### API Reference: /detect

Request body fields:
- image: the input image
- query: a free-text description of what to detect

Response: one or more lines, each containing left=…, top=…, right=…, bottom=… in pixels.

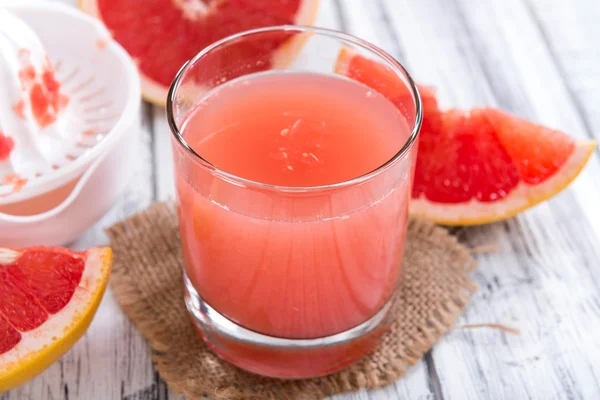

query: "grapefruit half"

left=78, top=0, right=319, bottom=105
left=0, top=246, right=112, bottom=391
left=335, top=48, right=596, bottom=225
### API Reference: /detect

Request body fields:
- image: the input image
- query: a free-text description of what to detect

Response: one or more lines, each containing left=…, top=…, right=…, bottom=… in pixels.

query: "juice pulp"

left=176, top=72, right=413, bottom=339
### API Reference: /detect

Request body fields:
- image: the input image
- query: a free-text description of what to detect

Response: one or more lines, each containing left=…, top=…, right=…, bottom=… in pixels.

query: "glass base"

left=183, top=272, right=397, bottom=378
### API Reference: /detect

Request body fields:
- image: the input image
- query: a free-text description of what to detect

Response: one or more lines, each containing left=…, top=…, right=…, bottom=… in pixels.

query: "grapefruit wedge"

left=335, top=48, right=596, bottom=225
left=79, top=0, right=319, bottom=105
left=0, top=246, right=112, bottom=391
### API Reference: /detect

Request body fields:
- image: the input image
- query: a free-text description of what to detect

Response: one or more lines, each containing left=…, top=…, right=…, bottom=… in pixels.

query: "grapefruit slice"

left=0, top=246, right=112, bottom=391
left=335, top=48, right=596, bottom=225
left=79, top=0, right=319, bottom=105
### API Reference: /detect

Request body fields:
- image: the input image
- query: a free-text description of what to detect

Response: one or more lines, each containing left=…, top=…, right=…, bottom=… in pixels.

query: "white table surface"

left=3, top=0, right=600, bottom=399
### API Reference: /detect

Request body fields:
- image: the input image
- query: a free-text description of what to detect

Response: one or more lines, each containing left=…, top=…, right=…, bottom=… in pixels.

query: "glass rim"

left=166, top=25, right=422, bottom=193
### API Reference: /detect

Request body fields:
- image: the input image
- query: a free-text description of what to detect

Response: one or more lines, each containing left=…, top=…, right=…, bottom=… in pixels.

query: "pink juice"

left=175, top=72, right=413, bottom=342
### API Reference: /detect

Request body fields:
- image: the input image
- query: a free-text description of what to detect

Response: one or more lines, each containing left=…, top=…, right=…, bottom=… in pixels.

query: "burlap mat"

left=106, top=202, right=478, bottom=400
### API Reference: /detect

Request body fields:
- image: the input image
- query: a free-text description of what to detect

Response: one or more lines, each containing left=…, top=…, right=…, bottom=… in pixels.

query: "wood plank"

left=526, top=0, right=600, bottom=143
left=523, top=0, right=600, bottom=241
left=152, top=106, right=176, bottom=201
left=381, top=0, right=600, bottom=399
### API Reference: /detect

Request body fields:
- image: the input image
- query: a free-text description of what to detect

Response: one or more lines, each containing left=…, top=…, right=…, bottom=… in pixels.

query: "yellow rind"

left=0, top=248, right=113, bottom=391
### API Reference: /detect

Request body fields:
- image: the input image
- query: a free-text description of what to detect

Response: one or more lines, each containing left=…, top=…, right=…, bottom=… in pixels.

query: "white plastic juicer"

left=0, top=2, right=141, bottom=246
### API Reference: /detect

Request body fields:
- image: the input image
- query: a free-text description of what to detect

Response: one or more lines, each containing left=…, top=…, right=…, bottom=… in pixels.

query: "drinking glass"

left=167, top=26, right=422, bottom=378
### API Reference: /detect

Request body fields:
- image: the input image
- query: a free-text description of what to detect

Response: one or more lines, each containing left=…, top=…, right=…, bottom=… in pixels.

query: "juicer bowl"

left=0, top=1, right=141, bottom=247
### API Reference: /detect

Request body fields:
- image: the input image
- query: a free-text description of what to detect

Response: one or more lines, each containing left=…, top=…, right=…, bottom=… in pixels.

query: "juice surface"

left=183, top=72, right=407, bottom=187
left=176, top=72, right=413, bottom=339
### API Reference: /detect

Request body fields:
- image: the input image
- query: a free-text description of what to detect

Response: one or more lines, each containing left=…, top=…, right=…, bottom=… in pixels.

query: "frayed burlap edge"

left=106, top=202, right=478, bottom=400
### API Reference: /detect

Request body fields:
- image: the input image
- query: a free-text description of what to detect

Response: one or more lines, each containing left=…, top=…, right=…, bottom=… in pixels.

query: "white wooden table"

left=3, top=0, right=600, bottom=399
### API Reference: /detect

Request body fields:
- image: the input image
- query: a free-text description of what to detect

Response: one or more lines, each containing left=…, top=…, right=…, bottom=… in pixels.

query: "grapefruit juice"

left=172, top=69, right=418, bottom=377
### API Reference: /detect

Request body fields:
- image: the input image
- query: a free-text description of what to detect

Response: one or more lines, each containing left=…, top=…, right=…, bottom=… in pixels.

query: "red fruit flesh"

left=16, top=59, right=69, bottom=129
left=97, top=0, right=304, bottom=88
left=485, top=109, right=575, bottom=184
left=0, top=274, right=48, bottom=331
left=0, top=132, right=15, bottom=161
left=0, top=317, right=21, bottom=355
left=30, top=83, right=53, bottom=127
left=413, top=109, right=521, bottom=203
left=412, top=107, right=576, bottom=203
left=339, top=52, right=423, bottom=127
left=0, top=248, right=85, bottom=355
left=338, top=52, right=527, bottom=203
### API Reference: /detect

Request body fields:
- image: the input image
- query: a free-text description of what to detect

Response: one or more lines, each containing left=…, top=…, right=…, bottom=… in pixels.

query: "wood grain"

left=4, top=0, right=600, bottom=399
